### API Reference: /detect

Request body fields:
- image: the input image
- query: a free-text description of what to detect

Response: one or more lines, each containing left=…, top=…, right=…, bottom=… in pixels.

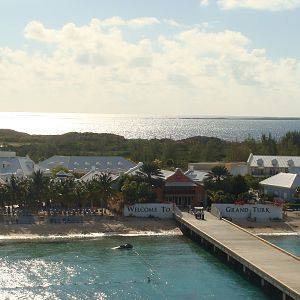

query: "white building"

left=247, top=153, right=300, bottom=177
left=259, top=172, right=300, bottom=202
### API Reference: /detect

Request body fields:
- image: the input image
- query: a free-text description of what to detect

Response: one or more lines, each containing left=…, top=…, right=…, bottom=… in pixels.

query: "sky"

left=1, top=0, right=300, bottom=116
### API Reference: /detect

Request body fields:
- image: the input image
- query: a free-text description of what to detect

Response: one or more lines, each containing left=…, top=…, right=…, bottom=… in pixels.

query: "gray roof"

left=0, top=156, right=35, bottom=177
left=260, top=173, right=300, bottom=189
left=122, top=163, right=173, bottom=180
left=185, top=170, right=209, bottom=183
left=160, top=169, right=175, bottom=180
left=79, top=170, right=118, bottom=182
left=38, top=156, right=136, bottom=174
left=248, top=153, right=300, bottom=168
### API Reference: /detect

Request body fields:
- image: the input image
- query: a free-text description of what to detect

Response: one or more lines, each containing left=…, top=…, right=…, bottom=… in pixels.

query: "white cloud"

left=163, top=19, right=186, bottom=28
left=127, top=17, right=160, bottom=27
left=2, top=18, right=300, bottom=116
left=218, top=0, right=300, bottom=11
left=200, top=0, right=210, bottom=6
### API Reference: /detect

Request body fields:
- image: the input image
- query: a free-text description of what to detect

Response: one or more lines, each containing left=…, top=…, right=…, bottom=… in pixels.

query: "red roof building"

left=158, top=168, right=206, bottom=208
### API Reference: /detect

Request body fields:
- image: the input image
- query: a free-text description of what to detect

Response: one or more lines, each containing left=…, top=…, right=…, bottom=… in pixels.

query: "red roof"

left=166, top=168, right=195, bottom=183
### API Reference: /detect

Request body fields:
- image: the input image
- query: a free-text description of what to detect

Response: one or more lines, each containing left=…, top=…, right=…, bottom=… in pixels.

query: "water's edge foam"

left=0, top=231, right=182, bottom=243
left=257, top=232, right=300, bottom=237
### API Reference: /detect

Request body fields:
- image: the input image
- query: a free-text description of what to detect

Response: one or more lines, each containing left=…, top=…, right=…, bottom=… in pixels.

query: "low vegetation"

left=2, top=130, right=300, bottom=169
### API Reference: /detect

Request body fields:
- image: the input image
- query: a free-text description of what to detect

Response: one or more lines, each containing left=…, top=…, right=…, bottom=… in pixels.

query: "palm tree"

left=60, top=178, right=77, bottom=209
left=137, top=162, right=164, bottom=187
left=29, top=170, right=49, bottom=211
left=204, top=165, right=230, bottom=191
left=97, top=173, right=115, bottom=210
left=206, top=166, right=230, bottom=184
left=6, top=175, right=31, bottom=213
left=0, top=184, right=9, bottom=211
left=86, top=178, right=102, bottom=209
left=207, top=190, right=224, bottom=203
left=73, top=181, right=89, bottom=208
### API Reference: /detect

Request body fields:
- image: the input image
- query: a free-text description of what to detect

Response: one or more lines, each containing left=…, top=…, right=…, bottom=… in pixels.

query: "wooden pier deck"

left=175, top=211, right=300, bottom=300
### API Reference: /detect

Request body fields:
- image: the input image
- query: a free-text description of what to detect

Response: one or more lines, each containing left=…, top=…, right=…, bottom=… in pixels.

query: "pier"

left=175, top=211, right=300, bottom=300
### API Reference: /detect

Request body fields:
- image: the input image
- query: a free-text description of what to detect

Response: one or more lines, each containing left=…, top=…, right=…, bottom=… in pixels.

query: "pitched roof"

left=79, top=170, right=118, bottom=182
left=165, top=168, right=198, bottom=186
left=38, top=156, right=136, bottom=173
left=185, top=170, right=209, bottom=183
left=260, top=173, right=300, bottom=189
left=248, top=153, right=300, bottom=168
left=0, top=156, right=35, bottom=176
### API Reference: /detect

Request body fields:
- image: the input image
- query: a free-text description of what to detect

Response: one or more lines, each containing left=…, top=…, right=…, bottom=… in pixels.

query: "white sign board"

left=212, top=204, right=282, bottom=220
left=124, top=203, right=174, bottom=218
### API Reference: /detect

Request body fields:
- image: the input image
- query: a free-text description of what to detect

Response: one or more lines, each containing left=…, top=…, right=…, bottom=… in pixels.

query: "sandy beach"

left=0, top=217, right=181, bottom=242
left=232, top=211, right=300, bottom=235
left=1, top=211, right=300, bottom=242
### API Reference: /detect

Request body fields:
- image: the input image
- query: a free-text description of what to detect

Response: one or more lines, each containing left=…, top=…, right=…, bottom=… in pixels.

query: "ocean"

left=0, top=236, right=270, bottom=299
left=263, top=235, right=300, bottom=257
left=1, top=112, right=300, bottom=141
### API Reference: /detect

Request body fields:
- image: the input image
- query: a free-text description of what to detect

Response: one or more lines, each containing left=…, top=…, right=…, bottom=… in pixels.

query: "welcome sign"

left=124, top=203, right=174, bottom=218
left=212, top=204, right=282, bottom=220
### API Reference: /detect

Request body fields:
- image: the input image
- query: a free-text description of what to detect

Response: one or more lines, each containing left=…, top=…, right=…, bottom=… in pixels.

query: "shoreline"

left=0, top=217, right=182, bottom=243
left=230, top=210, right=300, bottom=236
left=1, top=211, right=300, bottom=243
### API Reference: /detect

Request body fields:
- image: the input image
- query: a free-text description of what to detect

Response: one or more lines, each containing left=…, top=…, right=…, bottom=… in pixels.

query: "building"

left=247, top=153, right=300, bottom=177
left=259, top=172, right=300, bottom=202
left=38, top=156, right=136, bottom=175
left=188, top=162, right=247, bottom=176
left=158, top=168, right=206, bottom=208
left=184, top=169, right=209, bottom=184
left=0, top=151, right=36, bottom=180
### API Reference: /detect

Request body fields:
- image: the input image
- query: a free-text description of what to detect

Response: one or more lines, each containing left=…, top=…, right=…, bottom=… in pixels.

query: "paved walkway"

left=176, top=212, right=300, bottom=299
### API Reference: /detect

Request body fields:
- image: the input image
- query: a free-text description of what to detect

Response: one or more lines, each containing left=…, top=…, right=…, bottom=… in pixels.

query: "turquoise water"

left=0, top=236, right=269, bottom=299
left=263, top=235, right=300, bottom=258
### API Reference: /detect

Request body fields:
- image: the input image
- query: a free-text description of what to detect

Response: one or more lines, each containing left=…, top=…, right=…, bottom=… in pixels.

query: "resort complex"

left=0, top=149, right=300, bottom=299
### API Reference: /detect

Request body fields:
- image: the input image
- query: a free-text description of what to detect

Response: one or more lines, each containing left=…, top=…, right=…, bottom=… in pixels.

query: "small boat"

left=114, top=243, right=133, bottom=250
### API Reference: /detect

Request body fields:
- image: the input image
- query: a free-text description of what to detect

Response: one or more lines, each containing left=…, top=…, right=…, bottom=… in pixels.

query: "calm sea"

left=264, top=235, right=300, bottom=258
left=0, top=236, right=270, bottom=299
left=1, top=112, right=300, bottom=141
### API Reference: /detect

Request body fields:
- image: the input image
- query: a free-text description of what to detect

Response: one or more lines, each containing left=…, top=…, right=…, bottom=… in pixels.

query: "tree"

left=57, top=178, right=77, bottom=209
left=137, top=161, right=164, bottom=187
left=6, top=175, right=30, bottom=209
left=29, top=170, right=49, bottom=211
left=97, top=173, right=115, bottom=209
left=226, top=175, right=248, bottom=196
left=207, top=190, right=231, bottom=204
left=0, top=184, right=9, bottom=210
left=204, top=166, right=230, bottom=191
left=121, top=179, right=139, bottom=204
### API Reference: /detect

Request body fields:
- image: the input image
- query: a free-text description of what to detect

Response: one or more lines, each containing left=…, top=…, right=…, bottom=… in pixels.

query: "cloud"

left=25, top=17, right=160, bottom=42
left=2, top=18, right=300, bottom=116
left=127, top=17, right=160, bottom=27
left=200, top=0, right=210, bottom=6
left=163, top=19, right=186, bottom=28
left=218, top=0, right=300, bottom=11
